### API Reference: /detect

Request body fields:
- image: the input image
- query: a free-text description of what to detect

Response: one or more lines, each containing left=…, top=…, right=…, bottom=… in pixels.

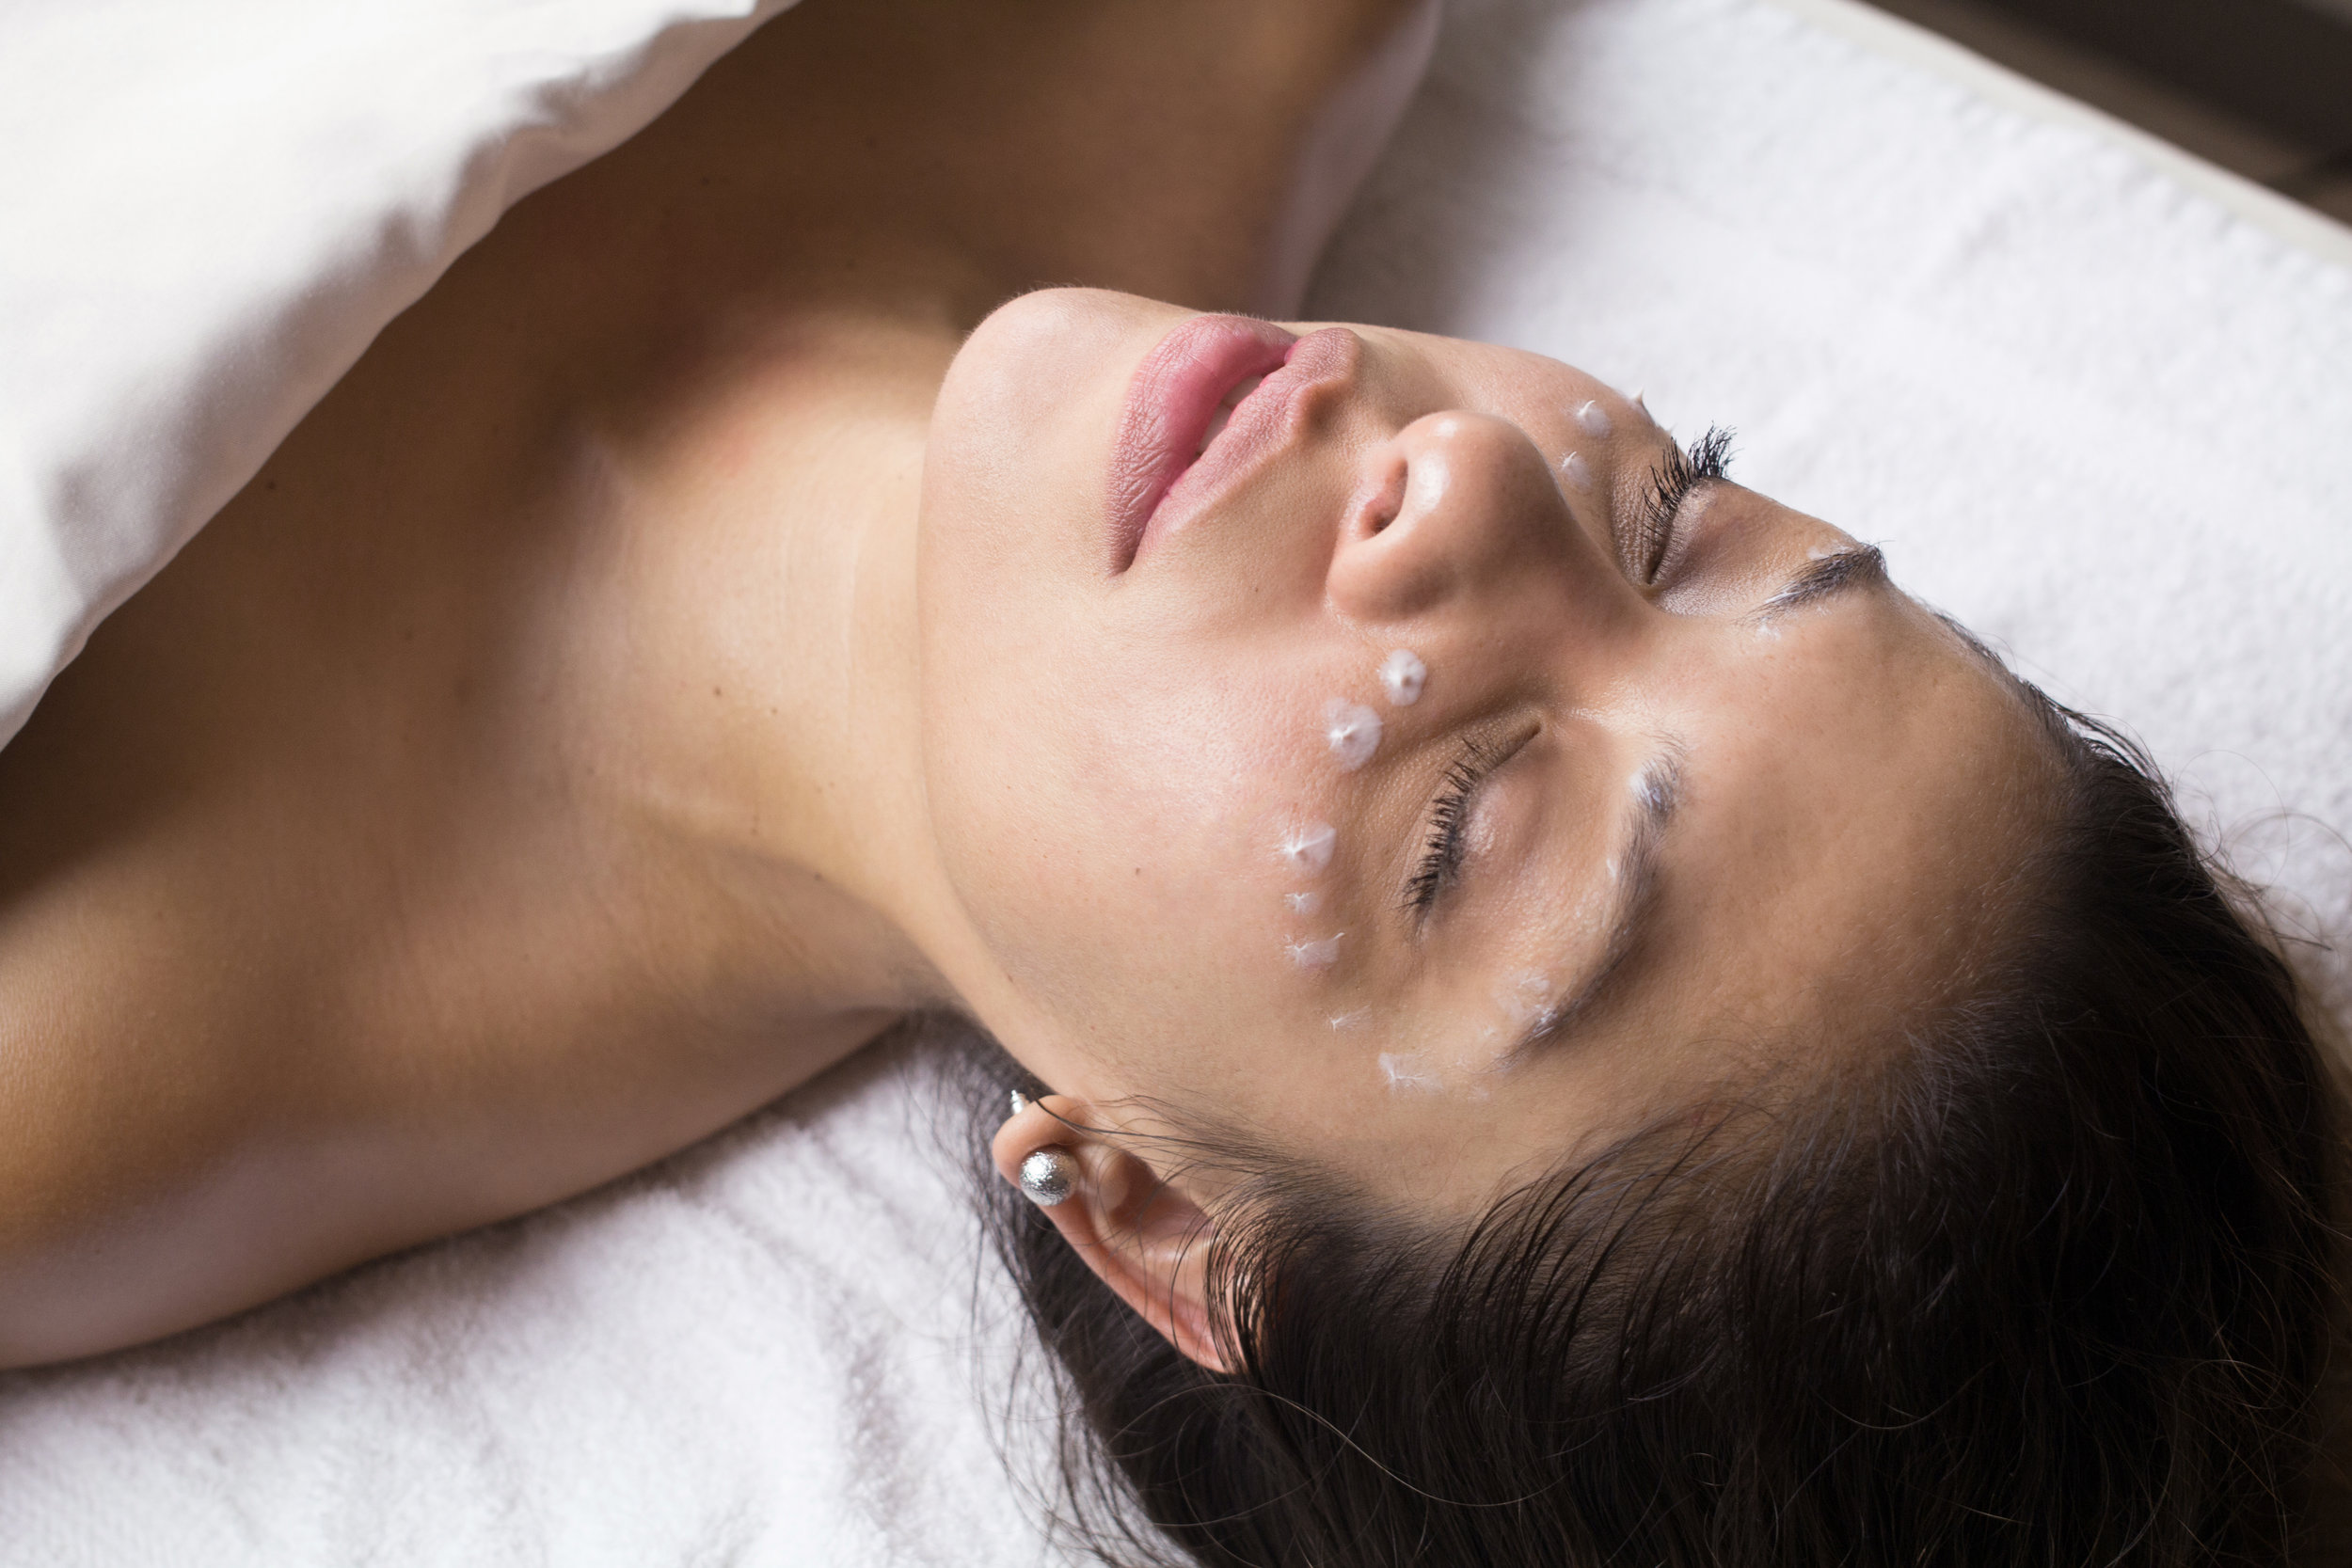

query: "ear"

left=992, top=1096, right=1232, bottom=1375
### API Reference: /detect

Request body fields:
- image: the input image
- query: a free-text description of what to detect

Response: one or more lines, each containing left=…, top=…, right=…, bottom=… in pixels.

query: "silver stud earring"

left=1009, top=1088, right=1030, bottom=1117
left=1019, top=1148, right=1078, bottom=1207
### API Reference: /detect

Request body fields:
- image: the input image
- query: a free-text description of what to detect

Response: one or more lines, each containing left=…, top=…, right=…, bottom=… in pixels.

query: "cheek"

left=922, top=630, right=1343, bottom=1017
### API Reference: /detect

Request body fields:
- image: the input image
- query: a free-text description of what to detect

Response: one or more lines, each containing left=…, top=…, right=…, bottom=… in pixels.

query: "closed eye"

left=1404, top=739, right=1489, bottom=916
left=1402, top=725, right=1538, bottom=922
left=1629, top=425, right=1734, bottom=583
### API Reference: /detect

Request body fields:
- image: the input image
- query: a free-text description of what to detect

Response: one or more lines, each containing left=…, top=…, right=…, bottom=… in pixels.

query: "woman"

left=0, top=0, right=2339, bottom=1560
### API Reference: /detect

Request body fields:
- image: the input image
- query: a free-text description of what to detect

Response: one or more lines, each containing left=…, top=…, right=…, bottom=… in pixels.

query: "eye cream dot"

left=1324, top=700, right=1382, bottom=770
left=1288, top=933, right=1343, bottom=969
left=1285, top=891, right=1323, bottom=915
left=1574, top=400, right=1613, bottom=439
left=1560, top=451, right=1594, bottom=491
left=1328, top=1008, right=1370, bottom=1031
left=1498, top=970, right=1552, bottom=1024
left=1378, top=1052, right=1444, bottom=1094
left=1377, top=649, right=1426, bottom=706
left=1279, top=820, right=1338, bottom=875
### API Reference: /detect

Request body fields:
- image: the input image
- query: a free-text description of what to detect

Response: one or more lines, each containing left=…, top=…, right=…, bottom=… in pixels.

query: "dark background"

left=1856, top=0, right=2352, bottom=225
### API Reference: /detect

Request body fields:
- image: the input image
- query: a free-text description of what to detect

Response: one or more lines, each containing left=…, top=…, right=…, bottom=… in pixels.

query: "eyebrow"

left=1492, top=544, right=1883, bottom=1064
left=1500, top=746, right=1684, bottom=1067
left=1754, top=544, right=1888, bottom=619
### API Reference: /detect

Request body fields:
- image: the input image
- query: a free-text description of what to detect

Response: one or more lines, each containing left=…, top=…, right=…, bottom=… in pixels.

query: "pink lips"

left=1104, top=314, right=1297, bottom=573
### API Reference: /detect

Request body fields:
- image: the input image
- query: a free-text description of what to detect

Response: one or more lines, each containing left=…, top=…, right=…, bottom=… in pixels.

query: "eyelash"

left=1398, top=425, right=1732, bottom=919
left=1405, top=739, right=1493, bottom=915
left=1631, top=424, right=1735, bottom=582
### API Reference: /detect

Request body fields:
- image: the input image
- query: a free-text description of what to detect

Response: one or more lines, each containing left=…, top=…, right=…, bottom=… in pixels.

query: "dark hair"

left=965, top=690, right=2345, bottom=1567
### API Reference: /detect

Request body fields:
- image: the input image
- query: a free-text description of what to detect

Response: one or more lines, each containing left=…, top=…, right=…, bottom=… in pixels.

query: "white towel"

left=1310, top=0, right=2352, bottom=1020
left=3, top=0, right=2348, bottom=1560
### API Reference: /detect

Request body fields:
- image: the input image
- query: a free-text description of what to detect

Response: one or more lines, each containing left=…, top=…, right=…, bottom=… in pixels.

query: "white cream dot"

left=1497, top=970, right=1551, bottom=1022
left=1377, top=649, right=1426, bottom=706
left=1560, top=451, right=1594, bottom=491
left=1324, top=700, right=1382, bottom=771
left=1378, top=1052, right=1444, bottom=1094
left=1574, top=400, right=1613, bottom=439
left=1287, top=933, right=1343, bottom=969
left=1278, top=820, right=1338, bottom=874
left=1285, top=891, right=1323, bottom=915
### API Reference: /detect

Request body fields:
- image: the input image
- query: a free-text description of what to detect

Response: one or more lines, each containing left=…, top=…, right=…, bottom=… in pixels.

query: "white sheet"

left=4, top=0, right=2350, bottom=1560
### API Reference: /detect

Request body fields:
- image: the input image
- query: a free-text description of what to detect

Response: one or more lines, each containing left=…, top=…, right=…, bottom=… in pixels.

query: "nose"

left=1325, top=410, right=1617, bottom=626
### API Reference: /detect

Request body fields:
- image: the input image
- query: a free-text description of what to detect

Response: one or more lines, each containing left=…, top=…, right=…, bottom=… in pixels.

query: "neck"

left=459, top=0, right=1443, bottom=1025
left=549, top=304, right=967, bottom=1021
left=459, top=171, right=972, bottom=1020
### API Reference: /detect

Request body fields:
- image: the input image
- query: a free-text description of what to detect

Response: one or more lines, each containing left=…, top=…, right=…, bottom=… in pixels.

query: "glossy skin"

left=0, top=0, right=1442, bottom=1370
left=936, top=296, right=2056, bottom=1296
left=0, top=0, right=2059, bottom=1376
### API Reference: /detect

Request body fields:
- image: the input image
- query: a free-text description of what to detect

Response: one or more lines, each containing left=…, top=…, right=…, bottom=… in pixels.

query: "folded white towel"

left=3, top=0, right=2348, bottom=1560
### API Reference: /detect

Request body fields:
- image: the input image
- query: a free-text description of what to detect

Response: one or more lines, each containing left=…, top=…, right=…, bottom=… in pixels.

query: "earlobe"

left=992, top=1094, right=1232, bottom=1375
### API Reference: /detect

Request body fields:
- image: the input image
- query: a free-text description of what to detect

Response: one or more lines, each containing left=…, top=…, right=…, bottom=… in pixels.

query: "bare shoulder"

left=0, top=502, right=899, bottom=1366
left=0, top=285, right=900, bottom=1372
left=0, top=0, right=1438, bottom=1368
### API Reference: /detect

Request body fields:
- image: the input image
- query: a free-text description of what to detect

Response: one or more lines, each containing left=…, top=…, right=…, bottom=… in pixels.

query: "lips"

left=1142, top=327, right=1359, bottom=567
left=1104, top=314, right=1296, bottom=574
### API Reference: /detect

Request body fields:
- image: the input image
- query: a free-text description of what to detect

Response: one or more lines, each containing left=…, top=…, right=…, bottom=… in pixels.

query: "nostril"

left=1348, top=452, right=1409, bottom=539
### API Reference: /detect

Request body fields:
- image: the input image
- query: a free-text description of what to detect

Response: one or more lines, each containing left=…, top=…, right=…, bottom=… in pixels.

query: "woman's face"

left=917, top=289, right=2052, bottom=1210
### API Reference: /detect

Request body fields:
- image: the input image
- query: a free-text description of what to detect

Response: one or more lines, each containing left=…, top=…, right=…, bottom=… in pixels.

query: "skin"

left=948, top=295, right=2058, bottom=1366
left=0, top=0, right=2060, bottom=1377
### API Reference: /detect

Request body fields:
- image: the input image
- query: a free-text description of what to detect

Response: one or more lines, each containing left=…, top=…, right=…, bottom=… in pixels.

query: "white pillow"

left=0, top=0, right=793, bottom=750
